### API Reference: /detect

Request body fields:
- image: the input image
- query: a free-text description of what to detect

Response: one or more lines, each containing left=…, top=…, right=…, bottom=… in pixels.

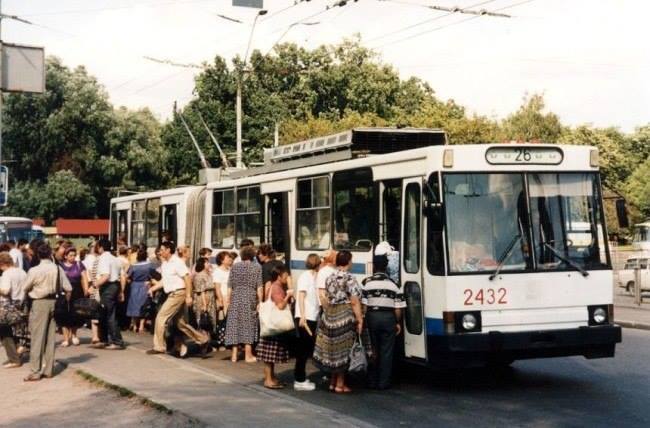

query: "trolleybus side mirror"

left=616, top=199, right=629, bottom=229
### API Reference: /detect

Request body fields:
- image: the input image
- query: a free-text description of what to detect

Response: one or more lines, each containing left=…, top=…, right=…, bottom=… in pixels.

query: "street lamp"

left=236, top=8, right=267, bottom=169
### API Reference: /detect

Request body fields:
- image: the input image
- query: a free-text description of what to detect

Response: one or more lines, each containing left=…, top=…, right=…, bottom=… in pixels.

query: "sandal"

left=264, top=383, right=284, bottom=390
left=334, top=386, right=352, bottom=394
left=245, top=357, right=257, bottom=363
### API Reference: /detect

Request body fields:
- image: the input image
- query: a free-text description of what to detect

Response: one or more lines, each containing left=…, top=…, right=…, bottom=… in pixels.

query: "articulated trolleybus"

left=110, top=128, right=621, bottom=367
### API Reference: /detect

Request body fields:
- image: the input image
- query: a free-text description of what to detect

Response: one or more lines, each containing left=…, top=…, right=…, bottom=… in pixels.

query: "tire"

left=627, top=281, right=635, bottom=293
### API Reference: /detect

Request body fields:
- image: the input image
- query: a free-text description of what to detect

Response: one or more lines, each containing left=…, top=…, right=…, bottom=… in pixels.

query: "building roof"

left=55, top=219, right=109, bottom=236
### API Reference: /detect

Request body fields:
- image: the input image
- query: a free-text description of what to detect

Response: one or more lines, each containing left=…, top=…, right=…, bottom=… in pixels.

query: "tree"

left=502, top=94, right=564, bottom=143
left=625, top=156, right=650, bottom=218
left=3, top=170, right=96, bottom=223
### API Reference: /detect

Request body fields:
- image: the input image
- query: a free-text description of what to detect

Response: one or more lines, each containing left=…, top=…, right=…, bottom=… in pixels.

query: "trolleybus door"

left=265, top=192, right=291, bottom=265
left=401, top=178, right=426, bottom=359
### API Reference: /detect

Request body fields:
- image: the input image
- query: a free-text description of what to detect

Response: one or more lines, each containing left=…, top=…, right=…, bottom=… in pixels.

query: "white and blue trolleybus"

left=110, top=128, right=622, bottom=367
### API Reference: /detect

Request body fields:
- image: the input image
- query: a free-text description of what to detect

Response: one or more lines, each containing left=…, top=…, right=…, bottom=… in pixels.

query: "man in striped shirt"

left=361, top=254, right=406, bottom=390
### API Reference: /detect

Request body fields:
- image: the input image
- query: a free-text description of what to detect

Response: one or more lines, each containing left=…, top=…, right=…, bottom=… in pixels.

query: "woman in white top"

left=212, top=251, right=234, bottom=314
left=293, top=253, right=321, bottom=391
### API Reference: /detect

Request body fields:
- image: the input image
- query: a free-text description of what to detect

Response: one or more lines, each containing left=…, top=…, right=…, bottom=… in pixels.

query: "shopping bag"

left=348, top=334, right=368, bottom=373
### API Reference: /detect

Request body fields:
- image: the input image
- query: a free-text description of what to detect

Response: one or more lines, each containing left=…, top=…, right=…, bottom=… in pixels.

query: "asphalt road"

left=269, top=328, right=650, bottom=427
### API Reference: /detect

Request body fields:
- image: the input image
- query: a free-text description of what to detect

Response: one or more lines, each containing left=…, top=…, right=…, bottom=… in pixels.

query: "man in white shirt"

left=147, top=241, right=208, bottom=355
left=0, top=252, right=27, bottom=368
left=95, top=239, right=126, bottom=350
left=8, top=240, right=23, bottom=270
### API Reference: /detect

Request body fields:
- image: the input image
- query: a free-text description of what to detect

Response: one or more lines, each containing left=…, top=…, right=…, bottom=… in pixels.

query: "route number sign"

left=486, top=146, right=563, bottom=165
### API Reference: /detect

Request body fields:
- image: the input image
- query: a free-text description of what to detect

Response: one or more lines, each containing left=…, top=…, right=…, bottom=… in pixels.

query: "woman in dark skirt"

left=60, top=247, right=87, bottom=346
left=224, top=246, right=263, bottom=363
left=126, top=247, right=152, bottom=333
left=313, top=250, right=364, bottom=393
left=256, top=265, right=294, bottom=389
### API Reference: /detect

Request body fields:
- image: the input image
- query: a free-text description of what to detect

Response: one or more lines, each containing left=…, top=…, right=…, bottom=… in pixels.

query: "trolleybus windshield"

left=443, top=172, right=608, bottom=274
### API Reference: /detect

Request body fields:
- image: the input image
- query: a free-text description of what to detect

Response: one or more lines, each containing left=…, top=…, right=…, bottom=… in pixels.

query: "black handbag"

left=53, top=266, right=70, bottom=325
left=140, top=296, right=157, bottom=319
left=73, top=298, right=102, bottom=319
left=199, top=310, right=213, bottom=332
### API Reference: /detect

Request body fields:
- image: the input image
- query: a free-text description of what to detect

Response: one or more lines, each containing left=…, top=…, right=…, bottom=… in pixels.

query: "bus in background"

left=0, top=216, right=44, bottom=243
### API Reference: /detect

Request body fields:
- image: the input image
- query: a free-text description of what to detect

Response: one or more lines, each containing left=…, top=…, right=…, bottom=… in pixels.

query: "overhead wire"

left=20, top=0, right=217, bottom=17
left=371, top=0, right=537, bottom=49
left=366, top=0, right=498, bottom=44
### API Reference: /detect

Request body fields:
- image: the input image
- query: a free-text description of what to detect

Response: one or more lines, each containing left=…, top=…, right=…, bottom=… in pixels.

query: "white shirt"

left=161, top=254, right=189, bottom=293
left=97, top=251, right=122, bottom=282
left=0, top=266, right=27, bottom=302
left=212, top=266, right=230, bottom=299
left=9, top=248, right=23, bottom=270
left=294, top=270, right=320, bottom=321
left=316, top=265, right=336, bottom=290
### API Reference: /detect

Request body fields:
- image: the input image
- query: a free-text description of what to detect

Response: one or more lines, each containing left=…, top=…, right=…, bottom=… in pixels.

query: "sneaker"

left=294, top=380, right=316, bottom=391
left=60, top=341, right=70, bottom=348
left=71, top=337, right=80, bottom=346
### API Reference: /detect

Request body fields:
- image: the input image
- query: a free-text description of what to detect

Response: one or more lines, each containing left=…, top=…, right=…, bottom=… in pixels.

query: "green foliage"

left=502, top=94, right=564, bottom=143
left=625, top=156, right=650, bottom=217
left=0, top=57, right=168, bottom=220
left=3, top=170, right=96, bottom=223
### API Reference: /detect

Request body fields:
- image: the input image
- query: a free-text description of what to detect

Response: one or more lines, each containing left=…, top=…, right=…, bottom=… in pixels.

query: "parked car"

left=618, top=258, right=650, bottom=293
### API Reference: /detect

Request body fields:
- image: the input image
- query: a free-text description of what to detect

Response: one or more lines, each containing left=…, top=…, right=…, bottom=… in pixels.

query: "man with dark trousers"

left=94, top=239, right=126, bottom=350
left=361, top=253, right=406, bottom=390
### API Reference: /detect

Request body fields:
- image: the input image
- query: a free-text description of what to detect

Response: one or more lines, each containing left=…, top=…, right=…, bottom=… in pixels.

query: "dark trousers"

left=294, top=320, right=317, bottom=382
left=366, top=310, right=397, bottom=389
left=0, top=324, right=19, bottom=363
left=99, top=282, right=124, bottom=346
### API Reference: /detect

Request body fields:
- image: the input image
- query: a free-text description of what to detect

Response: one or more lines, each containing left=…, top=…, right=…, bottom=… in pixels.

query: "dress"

left=192, top=270, right=217, bottom=332
left=224, top=261, right=262, bottom=346
left=255, top=281, right=291, bottom=364
left=313, top=269, right=362, bottom=373
left=126, top=262, right=152, bottom=317
left=60, top=261, right=86, bottom=328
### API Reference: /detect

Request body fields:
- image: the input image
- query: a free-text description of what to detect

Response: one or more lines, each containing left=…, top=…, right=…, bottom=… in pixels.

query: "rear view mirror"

left=616, top=199, right=629, bottom=229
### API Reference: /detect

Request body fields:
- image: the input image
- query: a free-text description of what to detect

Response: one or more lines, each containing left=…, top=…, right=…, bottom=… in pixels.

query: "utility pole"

left=0, top=0, right=4, bottom=178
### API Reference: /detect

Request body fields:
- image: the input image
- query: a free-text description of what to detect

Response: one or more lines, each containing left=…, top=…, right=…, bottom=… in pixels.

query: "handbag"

left=73, top=297, right=102, bottom=319
left=348, top=334, right=368, bottom=373
left=0, top=300, right=26, bottom=326
left=53, top=266, right=70, bottom=325
left=140, top=296, right=157, bottom=319
left=199, top=311, right=214, bottom=332
left=258, top=285, right=294, bottom=338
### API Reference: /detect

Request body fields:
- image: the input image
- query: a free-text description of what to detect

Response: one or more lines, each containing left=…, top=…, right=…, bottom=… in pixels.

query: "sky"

left=4, top=0, right=650, bottom=132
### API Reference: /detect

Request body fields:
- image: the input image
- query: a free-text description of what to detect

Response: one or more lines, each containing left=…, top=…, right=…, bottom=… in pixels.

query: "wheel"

left=627, top=281, right=635, bottom=293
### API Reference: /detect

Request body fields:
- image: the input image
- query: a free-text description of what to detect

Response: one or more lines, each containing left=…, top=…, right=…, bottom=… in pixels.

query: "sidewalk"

left=52, top=332, right=374, bottom=428
left=613, top=289, right=650, bottom=330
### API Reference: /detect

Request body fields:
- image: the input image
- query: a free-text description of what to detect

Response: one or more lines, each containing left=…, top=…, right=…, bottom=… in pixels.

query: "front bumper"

left=426, top=324, right=622, bottom=367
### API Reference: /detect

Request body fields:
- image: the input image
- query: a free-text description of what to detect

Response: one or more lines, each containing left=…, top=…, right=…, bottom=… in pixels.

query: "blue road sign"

left=0, top=165, right=8, bottom=207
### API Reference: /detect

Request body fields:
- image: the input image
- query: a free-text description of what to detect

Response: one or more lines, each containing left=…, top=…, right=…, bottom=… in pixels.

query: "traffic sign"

left=233, top=0, right=263, bottom=8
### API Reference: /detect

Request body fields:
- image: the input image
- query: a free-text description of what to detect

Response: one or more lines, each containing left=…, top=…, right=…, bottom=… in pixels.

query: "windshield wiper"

left=489, top=234, right=522, bottom=281
left=542, top=242, right=589, bottom=277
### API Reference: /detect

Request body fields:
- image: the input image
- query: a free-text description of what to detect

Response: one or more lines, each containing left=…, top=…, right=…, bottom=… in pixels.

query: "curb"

left=615, top=320, right=650, bottom=331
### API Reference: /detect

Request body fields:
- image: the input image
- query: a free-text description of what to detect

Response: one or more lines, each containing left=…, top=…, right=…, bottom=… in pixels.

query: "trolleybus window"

left=444, top=174, right=531, bottom=273
left=145, top=198, right=160, bottom=248
left=332, top=168, right=377, bottom=251
left=111, top=206, right=128, bottom=246
left=212, top=189, right=235, bottom=248
left=235, top=186, right=262, bottom=247
left=426, top=173, right=445, bottom=275
left=160, top=204, right=178, bottom=244
left=131, top=200, right=146, bottom=245
left=381, top=181, right=401, bottom=251
left=529, top=173, right=608, bottom=271
left=296, top=176, right=331, bottom=250
left=404, top=183, right=421, bottom=274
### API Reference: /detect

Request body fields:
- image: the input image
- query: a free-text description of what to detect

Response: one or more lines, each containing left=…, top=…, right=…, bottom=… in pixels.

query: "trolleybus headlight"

left=462, top=314, right=477, bottom=330
left=593, top=308, right=607, bottom=324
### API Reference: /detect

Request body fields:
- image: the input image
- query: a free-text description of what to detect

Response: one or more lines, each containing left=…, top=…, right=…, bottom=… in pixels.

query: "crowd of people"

left=0, top=237, right=406, bottom=392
